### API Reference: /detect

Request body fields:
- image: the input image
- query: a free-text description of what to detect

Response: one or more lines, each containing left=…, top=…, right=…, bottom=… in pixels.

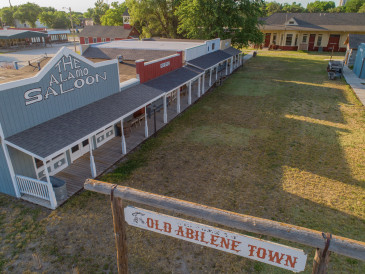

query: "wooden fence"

left=84, top=179, right=365, bottom=274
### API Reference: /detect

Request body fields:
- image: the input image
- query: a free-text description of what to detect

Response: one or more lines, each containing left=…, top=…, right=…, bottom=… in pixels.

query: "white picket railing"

left=15, top=175, right=57, bottom=209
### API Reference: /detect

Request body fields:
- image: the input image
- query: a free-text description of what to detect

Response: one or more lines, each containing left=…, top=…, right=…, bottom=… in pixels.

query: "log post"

left=110, top=185, right=128, bottom=274
left=312, top=233, right=331, bottom=274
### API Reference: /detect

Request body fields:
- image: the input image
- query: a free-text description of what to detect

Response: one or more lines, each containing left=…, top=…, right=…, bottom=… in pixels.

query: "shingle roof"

left=223, top=47, right=241, bottom=56
left=0, top=29, right=48, bottom=39
left=144, top=67, right=202, bottom=93
left=123, top=8, right=129, bottom=16
left=79, top=25, right=133, bottom=39
left=262, top=13, right=365, bottom=32
left=187, top=50, right=232, bottom=70
left=82, top=46, right=173, bottom=61
left=347, top=34, right=365, bottom=49
left=6, top=84, right=164, bottom=159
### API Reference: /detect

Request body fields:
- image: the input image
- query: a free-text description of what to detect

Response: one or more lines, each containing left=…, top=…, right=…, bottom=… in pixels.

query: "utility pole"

left=65, top=7, right=77, bottom=52
left=9, top=0, right=12, bottom=8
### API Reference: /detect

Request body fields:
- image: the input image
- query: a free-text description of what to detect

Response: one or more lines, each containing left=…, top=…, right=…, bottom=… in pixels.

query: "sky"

left=0, top=0, right=342, bottom=13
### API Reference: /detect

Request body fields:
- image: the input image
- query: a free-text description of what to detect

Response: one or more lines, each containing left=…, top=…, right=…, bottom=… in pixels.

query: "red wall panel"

left=80, top=37, right=85, bottom=44
left=136, top=52, right=183, bottom=84
left=97, top=37, right=102, bottom=43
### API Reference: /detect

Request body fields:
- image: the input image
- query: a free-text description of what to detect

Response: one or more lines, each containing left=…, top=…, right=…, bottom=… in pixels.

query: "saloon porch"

left=3, top=48, right=243, bottom=209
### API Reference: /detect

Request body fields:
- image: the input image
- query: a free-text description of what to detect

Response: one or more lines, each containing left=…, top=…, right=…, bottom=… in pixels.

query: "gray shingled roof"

left=262, top=13, right=365, bottom=32
left=82, top=46, right=173, bottom=61
left=6, top=84, right=164, bottom=159
left=187, top=50, right=232, bottom=70
left=79, top=25, right=133, bottom=39
left=144, top=67, right=202, bottom=93
left=347, top=34, right=365, bottom=49
left=0, top=29, right=48, bottom=39
left=223, top=47, right=241, bottom=56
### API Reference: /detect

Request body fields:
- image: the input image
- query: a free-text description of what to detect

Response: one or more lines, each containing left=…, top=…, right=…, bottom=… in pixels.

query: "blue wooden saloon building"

left=0, top=41, right=244, bottom=209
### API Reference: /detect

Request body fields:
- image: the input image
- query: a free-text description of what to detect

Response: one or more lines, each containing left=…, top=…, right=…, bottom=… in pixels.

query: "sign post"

left=110, top=186, right=128, bottom=274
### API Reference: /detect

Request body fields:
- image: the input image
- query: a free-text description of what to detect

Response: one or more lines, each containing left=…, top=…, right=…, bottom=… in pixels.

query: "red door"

left=264, top=33, right=271, bottom=47
left=327, top=35, right=340, bottom=52
left=308, top=34, right=316, bottom=51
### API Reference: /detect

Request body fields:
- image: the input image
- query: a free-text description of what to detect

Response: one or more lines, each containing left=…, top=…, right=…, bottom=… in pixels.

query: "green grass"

left=0, top=50, right=364, bottom=273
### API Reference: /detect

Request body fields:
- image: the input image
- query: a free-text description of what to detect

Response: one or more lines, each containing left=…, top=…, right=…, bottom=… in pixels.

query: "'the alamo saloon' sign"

left=0, top=47, right=120, bottom=138
left=125, top=207, right=307, bottom=272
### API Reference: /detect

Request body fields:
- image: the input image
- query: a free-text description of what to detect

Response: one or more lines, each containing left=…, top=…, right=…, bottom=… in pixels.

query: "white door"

left=35, top=153, right=68, bottom=179
left=70, top=139, right=90, bottom=163
left=95, top=126, right=115, bottom=148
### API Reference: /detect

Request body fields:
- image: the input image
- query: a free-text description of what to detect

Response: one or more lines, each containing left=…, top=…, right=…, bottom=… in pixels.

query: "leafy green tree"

left=345, top=0, right=365, bottom=12
left=282, top=2, right=305, bottom=13
left=328, top=6, right=345, bottom=12
left=266, top=2, right=282, bottom=16
left=0, top=7, right=17, bottom=26
left=359, top=3, right=365, bottom=12
left=13, top=2, right=42, bottom=28
left=126, top=0, right=181, bottom=38
left=39, top=10, right=76, bottom=28
left=93, top=0, right=109, bottom=25
left=306, top=1, right=335, bottom=12
left=42, top=7, right=56, bottom=13
left=83, top=8, right=95, bottom=19
left=101, top=1, right=127, bottom=26
left=176, top=0, right=264, bottom=48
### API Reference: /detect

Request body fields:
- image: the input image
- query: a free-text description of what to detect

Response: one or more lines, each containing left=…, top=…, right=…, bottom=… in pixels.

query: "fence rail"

left=84, top=179, right=365, bottom=262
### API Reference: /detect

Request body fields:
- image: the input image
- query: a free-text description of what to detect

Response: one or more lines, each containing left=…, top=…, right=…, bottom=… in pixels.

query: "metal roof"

left=347, top=34, right=365, bottom=49
left=187, top=50, right=232, bottom=70
left=144, top=67, right=202, bottom=93
left=78, top=25, right=133, bottom=39
left=0, top=29, right=48, bottom=39
left=83, top=46, right=173, bottom=61
left=6, top=84, right=164, bottom=159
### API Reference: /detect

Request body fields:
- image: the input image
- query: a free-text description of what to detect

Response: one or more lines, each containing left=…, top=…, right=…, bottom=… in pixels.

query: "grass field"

left=0, top=50, right=364, bottom=273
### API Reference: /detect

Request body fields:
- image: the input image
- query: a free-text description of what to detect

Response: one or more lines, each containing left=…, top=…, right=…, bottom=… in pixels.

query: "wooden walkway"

left=55, top=76, right=219, bottom=203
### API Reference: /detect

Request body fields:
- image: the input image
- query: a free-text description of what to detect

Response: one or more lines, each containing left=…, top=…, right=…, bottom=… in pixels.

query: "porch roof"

left=223, top=47, right=242, bottom=56
left=187, top=50, right=232, bottom=70
left=6, top=84, right=164, bottom=160
left=144, top=66, right=203, bottom=92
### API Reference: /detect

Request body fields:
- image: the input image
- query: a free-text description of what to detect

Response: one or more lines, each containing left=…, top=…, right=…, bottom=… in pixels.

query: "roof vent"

left=118, top=55, right=124, bottom=63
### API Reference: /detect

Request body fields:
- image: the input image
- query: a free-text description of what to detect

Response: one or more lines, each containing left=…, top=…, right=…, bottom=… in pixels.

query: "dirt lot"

left=0, top=51, right=364, bottom=273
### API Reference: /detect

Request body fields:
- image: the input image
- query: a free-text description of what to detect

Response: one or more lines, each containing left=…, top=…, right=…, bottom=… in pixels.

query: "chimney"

left=135, top=59, right=145, bottom=82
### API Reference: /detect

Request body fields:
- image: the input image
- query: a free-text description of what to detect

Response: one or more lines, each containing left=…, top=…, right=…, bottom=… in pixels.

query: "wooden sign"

left=124, top=206, right=307, bottom=272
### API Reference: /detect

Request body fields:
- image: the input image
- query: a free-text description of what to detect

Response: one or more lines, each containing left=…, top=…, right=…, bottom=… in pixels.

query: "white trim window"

left=302, top=34, right=308, bottom=44
left=317, top=34, right=323, bottom=47
left=102, top=38, right=106, bottom=42
left=84, top=37, right=89, bottom=44
left=93, top=37, right=97, bottom=43
left=285, top=34, right=293, bottom=46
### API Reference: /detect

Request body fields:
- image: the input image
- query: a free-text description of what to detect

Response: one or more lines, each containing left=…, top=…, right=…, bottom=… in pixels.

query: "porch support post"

left=225, top=60, right=228, bottom=76
left=43, top=159, right=57, bottom=209
left=215, top=65, right=218, bottom=80
left=188, top=81, right=192, bottom=105
left=144, top=106, right=149, bottom=138
left=1, top=142, right=20, bottom=197
left=121, top=119, right=126, bottom=155
left=230, top=57, right=233, bottom=73
left=209, top=68, right=212, bottom=86
left=198, top=76, right=201, bottom=97
left=89, top=137, right=97, bottom=178
left=202, top=73, right=205, bottom=94
left=163, top=95, right=167, bottom=123
left=177, top=88, right=181, bottom=113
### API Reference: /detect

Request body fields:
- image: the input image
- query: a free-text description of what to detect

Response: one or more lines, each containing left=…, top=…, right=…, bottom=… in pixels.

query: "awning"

left=223, top=47, right=242, bottom=56
left=6, top=84, right=164, bottom=160
left=187, top=50, right=232, bottom=70
left=0, top=30, right=48, bottom=39
left=143, top=66, right=203, bottom=93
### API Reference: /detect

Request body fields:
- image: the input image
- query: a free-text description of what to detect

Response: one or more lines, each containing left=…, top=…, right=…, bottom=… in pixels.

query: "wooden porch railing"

left=16, top=175, right=57, bottom=209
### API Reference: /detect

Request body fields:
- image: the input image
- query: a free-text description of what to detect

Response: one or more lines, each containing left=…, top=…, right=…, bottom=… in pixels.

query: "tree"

left=359, top=3, right=365, bottom=12
left=282, top=2, right=305, bottom=13
left=101, top=1, right=127, bottom=26
left=176, top=0, right=264, bottom=48
left=13, top=2, right=42, bottom=28
left=39, top=10, right=73, bottom=28
left=0, top=7, right=17, bottom=26
left=345, top=0, right=365, bottom=12
left=306, top=1, right=335, bottom=12
left=83, top=8, right=95, bottom=19
left=126, top=0, right=181, bottom=38
left=93, top=0, right=109, bottom=25
left=266, top=2, right=282, bottom=16
left=328, top=6, right=345, bottom=12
